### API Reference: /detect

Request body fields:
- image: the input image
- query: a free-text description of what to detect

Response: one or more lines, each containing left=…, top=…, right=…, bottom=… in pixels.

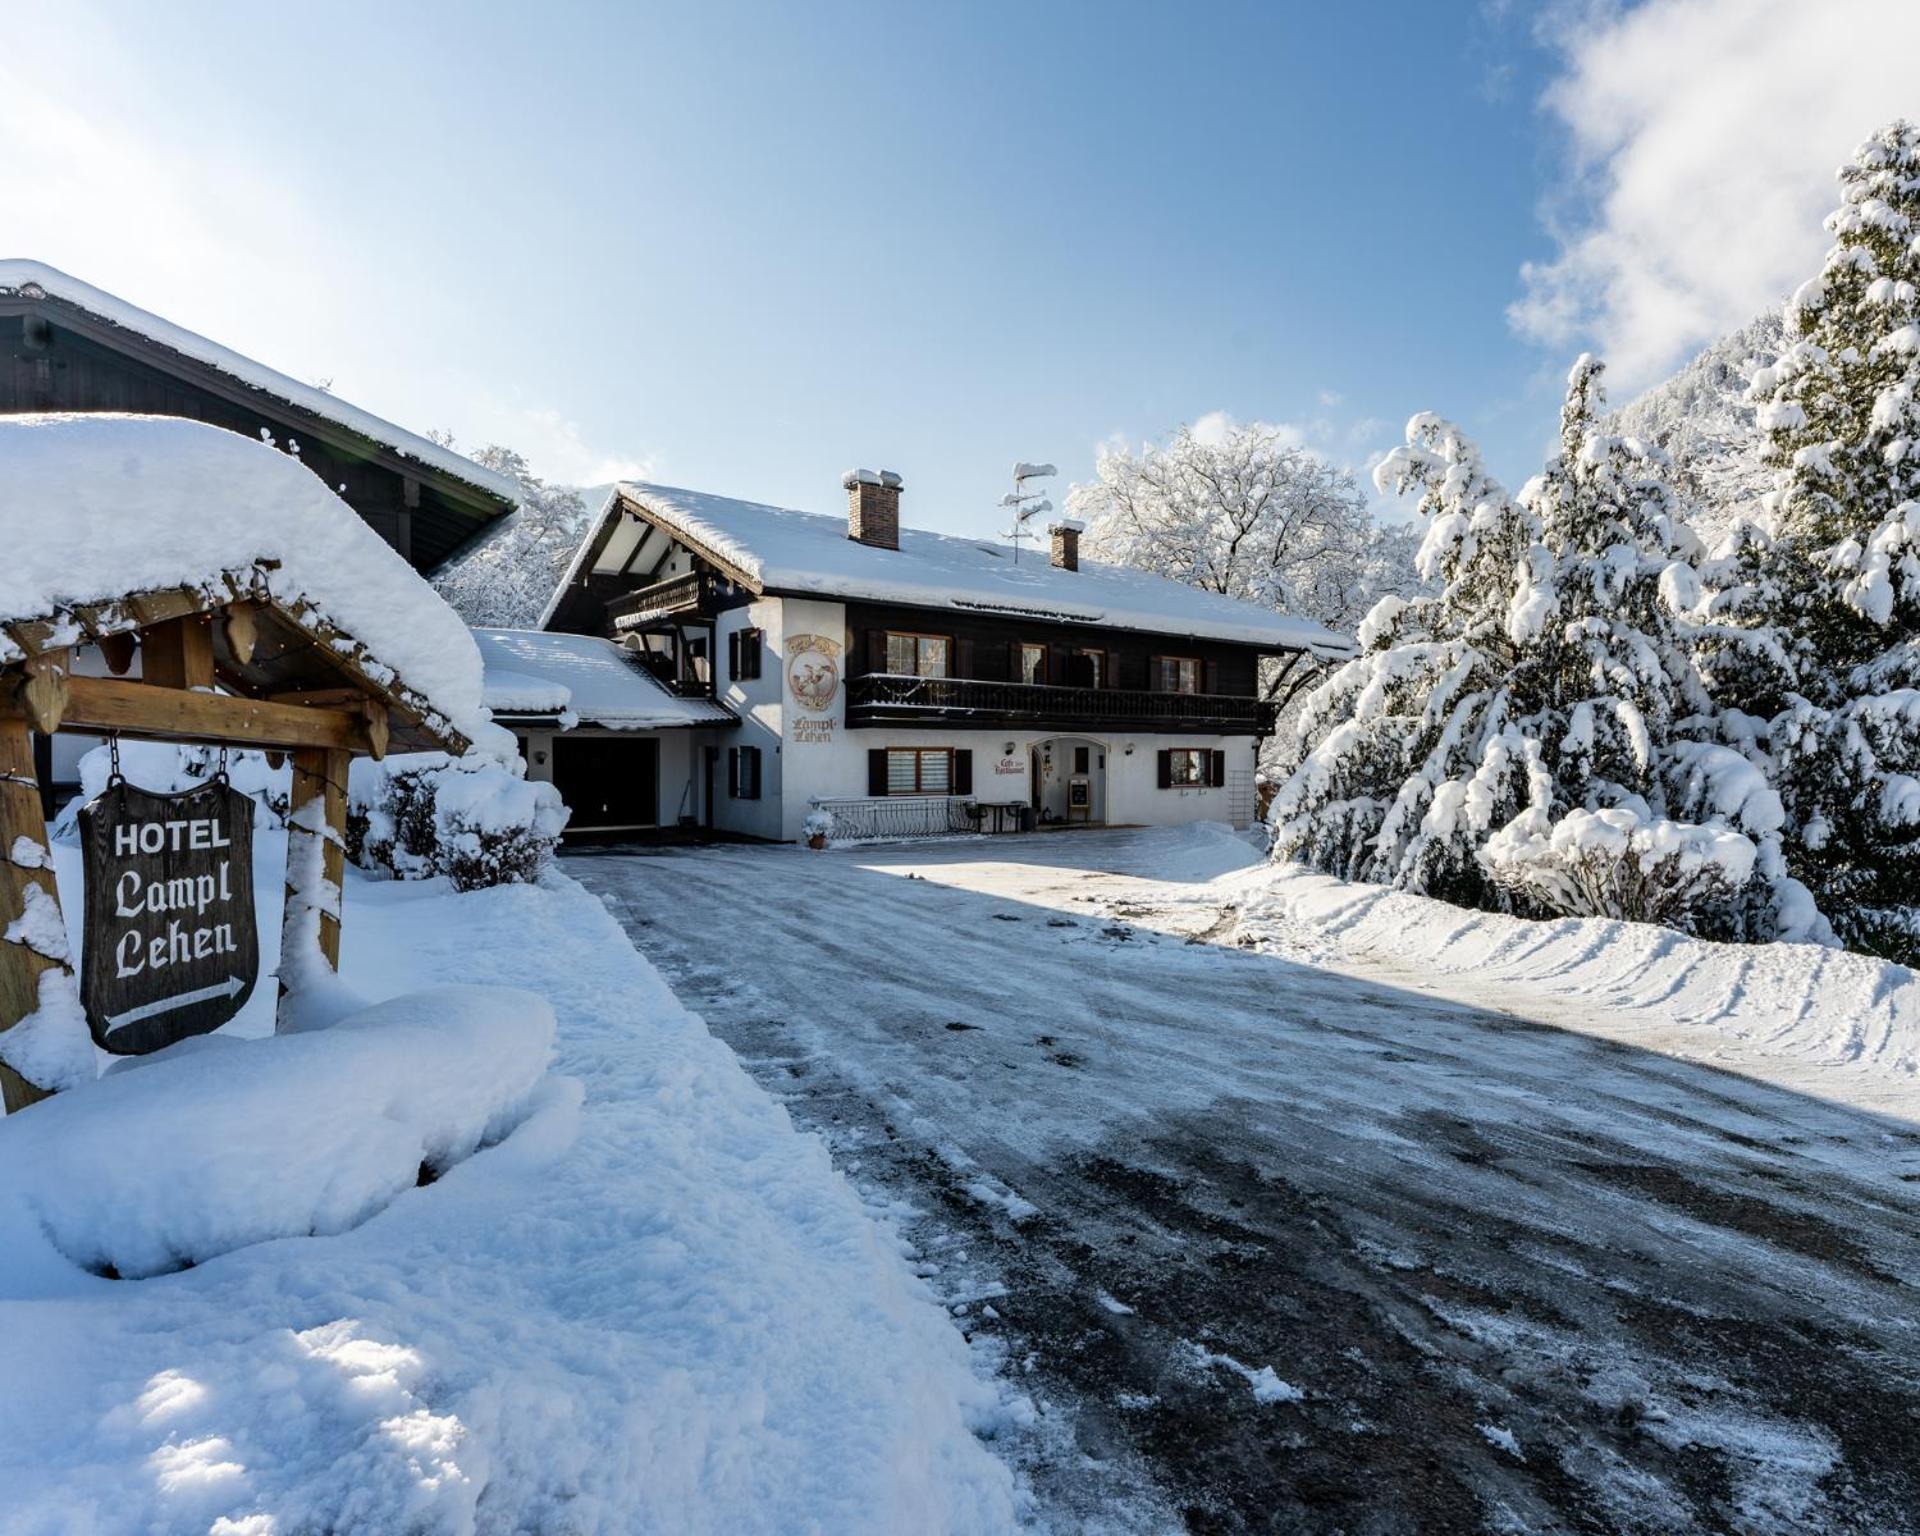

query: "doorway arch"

left=1029, top=736, right=1108, bottom=826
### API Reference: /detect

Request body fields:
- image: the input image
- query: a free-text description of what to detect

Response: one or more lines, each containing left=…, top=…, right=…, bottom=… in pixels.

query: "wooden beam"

left=18, top=651, right=72, bottom=735
left=141, top=615, right=215, bottom=691
left=223, top=603, right=260, bottom=666
left=277, top=745, right=348, bottom=1030
left=0, top=717, right=69, bottom=1112
left=98, top=631, right=136, bottom=676
left=62, top=675, right=370, bottom=753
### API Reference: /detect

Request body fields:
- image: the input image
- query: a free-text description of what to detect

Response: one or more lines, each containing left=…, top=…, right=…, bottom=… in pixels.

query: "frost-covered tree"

left=1722, top=120, right=1920, bottom=955
left=1071, top=420, right=1405, bottom=634
left=1274, top=358, right=1809, bottom=939
left=431, top=443, right=595, bottom=627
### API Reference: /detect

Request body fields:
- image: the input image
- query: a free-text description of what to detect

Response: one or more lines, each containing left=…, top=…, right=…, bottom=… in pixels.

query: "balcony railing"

left=846, top=672, right=1275, bottom=733
left=608, top=571, right=715, bottom=630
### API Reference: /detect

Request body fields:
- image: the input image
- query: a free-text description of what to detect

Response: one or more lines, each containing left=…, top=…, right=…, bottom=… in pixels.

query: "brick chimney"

left=1049, top=519, right=1083, bottom=571
left=843, top=468, right=903, bottom=550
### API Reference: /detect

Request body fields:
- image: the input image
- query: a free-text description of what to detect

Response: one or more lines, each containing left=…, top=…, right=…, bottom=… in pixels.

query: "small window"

left=1154, top=656, right=1200, bottom=694
left=885, top=747, right=952, bottom=794
left=1166, top=748, right=1206, bottom=787
left=729, top=744, right=763, bottom=799
left=1020, top=643, right=1048, bottom=685
left=1074, top=745, right=1090, bottom=774
left=886, top=632, right=950, bottom=678
left=728, top=627, right=763, bottom=682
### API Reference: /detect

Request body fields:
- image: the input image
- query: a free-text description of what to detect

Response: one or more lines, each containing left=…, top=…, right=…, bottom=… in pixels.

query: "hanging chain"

left=107, top=732, right=124, bottom=787
left=216, top=744, right=231, bottom=785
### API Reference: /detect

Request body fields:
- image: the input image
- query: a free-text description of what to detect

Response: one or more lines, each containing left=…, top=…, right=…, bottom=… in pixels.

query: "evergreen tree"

left=1275, top=358, right=1805, bottom=937
left=1735, top=120, right=1920, bottom=955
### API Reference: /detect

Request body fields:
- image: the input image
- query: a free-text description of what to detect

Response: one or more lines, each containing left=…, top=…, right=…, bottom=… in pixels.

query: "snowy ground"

left=574, top=827, right=1920, bottom=1535
left=0, top=828, right=1022, bottom=1535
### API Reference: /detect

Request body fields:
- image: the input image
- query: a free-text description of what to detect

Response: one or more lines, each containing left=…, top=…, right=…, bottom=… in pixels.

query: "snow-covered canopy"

left=0, top=260, right=517, bottom=505
left=474, top=627, right=737, bottom=729
left=0, top=414, right=492, bottom=746
left=551, top=484, right=1352, bottom=655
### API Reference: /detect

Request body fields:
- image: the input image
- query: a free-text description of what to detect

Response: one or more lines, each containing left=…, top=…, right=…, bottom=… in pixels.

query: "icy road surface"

left=572, top=829, right=1920, bottom=1535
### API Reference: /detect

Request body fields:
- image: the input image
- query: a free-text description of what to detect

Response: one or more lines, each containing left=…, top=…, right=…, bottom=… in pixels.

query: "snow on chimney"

left=1049, top=519, right=1083, bottom=571
left=844, top=468, right=903, bottom=550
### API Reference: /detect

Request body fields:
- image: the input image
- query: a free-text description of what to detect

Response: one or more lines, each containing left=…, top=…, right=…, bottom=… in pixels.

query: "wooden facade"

left=0, top=297, right=511, bottom=573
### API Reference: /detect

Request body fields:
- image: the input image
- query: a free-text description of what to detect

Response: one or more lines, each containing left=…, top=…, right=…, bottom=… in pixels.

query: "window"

left=727, top=627, right=763, bottom=682
left=728, top=744, right=763, bottom=799
left=1158, top=748, right=1225, bottom=789
left=1073, top=745, right=1090, bottom=774
left=887, top=747, right=951, bottom=793
left=885, top=632, right=950, bottom=677
left=1072, top=648, right=1106, bottom=689
left=1154, top=655, right=1200, bottom=694
left=1020, top=643, right=1048, bottom=685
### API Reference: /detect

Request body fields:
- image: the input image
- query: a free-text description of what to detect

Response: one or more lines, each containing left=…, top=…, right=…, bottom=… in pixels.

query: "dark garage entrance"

left=552, top=736, right=659, bottom=833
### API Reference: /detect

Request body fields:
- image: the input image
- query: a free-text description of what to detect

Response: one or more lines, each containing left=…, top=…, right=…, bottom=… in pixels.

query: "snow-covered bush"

left=802, top=807, right=835, bottom=843
left=348, top=752, right=568, bottom=891
left=1273, top=356, right=1809, bottom=942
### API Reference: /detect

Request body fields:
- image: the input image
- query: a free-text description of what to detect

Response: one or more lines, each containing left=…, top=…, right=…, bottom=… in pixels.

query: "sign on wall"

left=785, top=634, right=841, bottom=717
left=78, top=779, right=258, bottom=1055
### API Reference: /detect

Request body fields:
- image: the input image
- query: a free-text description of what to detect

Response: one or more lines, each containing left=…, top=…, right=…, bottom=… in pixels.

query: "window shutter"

left=1157, top=749, right=1173, bottom=789
left=747, top=746, right=763, bottom=799
left=728, top=746, right=740, bottom=798
left=868, top=748, right=889, bottom=796
left=955, top=637, right=974, bottom=679
left=1009, top=639, right=1023, bottom=680
left=727, top=630, right=741, bottom=680
left=1204, top=658, right=1220, bottom=695
left=745, top=629, right=762, bottom=679
left=954, top=749, right=973, bottom=795
left=866, top=631, right=889, bottom=673
left=1210, top=749, right=1227, bottom=787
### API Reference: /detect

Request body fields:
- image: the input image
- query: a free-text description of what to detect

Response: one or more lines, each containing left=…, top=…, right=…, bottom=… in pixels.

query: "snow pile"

left=0, top=830, right=1019, bottom=1533
left=0, top=986, right=555, bottom=1282
left=1238, top=861, right=1920, bottom=1086
left=0, top=414, right=492, bottom=743
left=472, top=627, right=735, bottom=728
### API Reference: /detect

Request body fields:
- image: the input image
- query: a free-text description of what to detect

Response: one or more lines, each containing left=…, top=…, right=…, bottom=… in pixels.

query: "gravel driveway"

left=571, top=829, right=1920, bottom=1535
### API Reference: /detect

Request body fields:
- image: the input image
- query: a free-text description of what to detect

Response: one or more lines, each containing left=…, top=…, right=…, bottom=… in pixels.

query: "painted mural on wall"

left=785, top=635, right=841, bottom=717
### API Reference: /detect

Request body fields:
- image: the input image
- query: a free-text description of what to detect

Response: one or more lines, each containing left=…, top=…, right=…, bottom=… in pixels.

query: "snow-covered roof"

left=0, top=413, right=492, bottom=746
left=0, top=259, right=518, bottom=506
left=473, top=627, right=736, bottom=729
left=568, top=483, right=1350, bottom=654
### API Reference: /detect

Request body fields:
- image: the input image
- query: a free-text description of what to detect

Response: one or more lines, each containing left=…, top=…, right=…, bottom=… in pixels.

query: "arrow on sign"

left=104, top=976, right=246, bottom=1036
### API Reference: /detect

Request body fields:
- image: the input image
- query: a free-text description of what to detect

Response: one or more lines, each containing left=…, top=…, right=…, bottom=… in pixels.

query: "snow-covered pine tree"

left=1735, top=119, right=1920, bottom=956
left=1275, top=358, right=1802, bottom=938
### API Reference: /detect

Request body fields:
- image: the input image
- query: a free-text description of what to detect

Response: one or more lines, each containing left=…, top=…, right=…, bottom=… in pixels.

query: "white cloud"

left=1512, top=0, right=1920, bottom=391
left=495, top=406, right=653, bottom=488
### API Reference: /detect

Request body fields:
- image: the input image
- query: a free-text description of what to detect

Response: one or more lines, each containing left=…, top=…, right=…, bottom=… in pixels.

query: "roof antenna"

left=1000, top=461, right=1056, bottom=564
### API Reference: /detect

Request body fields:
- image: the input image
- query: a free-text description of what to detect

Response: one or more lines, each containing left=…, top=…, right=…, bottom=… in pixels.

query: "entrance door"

left=552, top=738, right=659, bottom=831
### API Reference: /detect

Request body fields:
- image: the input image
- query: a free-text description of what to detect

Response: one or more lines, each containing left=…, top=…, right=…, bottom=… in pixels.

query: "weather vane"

left=1000, top=461, right=1056, bottom=564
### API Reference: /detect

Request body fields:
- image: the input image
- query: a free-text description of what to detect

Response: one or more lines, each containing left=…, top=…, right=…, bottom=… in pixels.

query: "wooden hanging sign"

left=77, top=778, right=259, bottom=1055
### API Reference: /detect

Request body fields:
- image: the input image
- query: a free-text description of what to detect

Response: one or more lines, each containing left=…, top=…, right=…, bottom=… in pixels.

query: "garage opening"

left=552, top=737, right=659, bottom=833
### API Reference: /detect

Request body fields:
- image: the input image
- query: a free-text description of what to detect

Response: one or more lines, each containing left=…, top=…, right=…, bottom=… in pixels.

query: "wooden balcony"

left=607, top=571, right=716, bottom=631
left=846, top=672, right=1276, bottom=735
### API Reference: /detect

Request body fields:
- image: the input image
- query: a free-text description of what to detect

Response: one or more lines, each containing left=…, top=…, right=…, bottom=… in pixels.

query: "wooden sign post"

left=0, top=569, right=468, bottom=1112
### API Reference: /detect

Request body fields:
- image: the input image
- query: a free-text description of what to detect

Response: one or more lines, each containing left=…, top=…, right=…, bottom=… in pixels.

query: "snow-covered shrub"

left=802, top=808, right=834, bottom=843
left=348, top=752, right=568, bottom=891
left=1481, top=806, right=1757, bottom=931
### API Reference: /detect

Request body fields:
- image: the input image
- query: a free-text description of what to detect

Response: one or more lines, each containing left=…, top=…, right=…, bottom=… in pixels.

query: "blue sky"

left=5, top=0, right=1915, bottom=536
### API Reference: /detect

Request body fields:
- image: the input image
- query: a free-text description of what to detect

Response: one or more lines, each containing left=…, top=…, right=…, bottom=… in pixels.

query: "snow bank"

left=0, top=840, right=1019, bottom=1533
left=1239, top=863, right=1920, bottom=1086
left=0, top=414, right=491, bottom=742
left=0, top=986, right=554, bottom=1282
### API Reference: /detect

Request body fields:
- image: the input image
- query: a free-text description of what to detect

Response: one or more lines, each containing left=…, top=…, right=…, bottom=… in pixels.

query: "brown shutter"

left=1157, top=749, right=1173, bottom=789
left=868, top=748, right=889, bottom=796
left=866, top=631, right=888, bottom=673
left=1204, top=658, right=1220, bottom=695
left=1009, top=639, right=1023, bottom=681
left=1210, top=749, right=1227, bottom=787
left=953, top=749, right=973, bottom=795
left=728, top=746, right=740, bottom=798
left=727, top=630, right=741, bottom=680
left=955, top=637, right=974, bottom=678
left=749, top=747, right=763, bottom=799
